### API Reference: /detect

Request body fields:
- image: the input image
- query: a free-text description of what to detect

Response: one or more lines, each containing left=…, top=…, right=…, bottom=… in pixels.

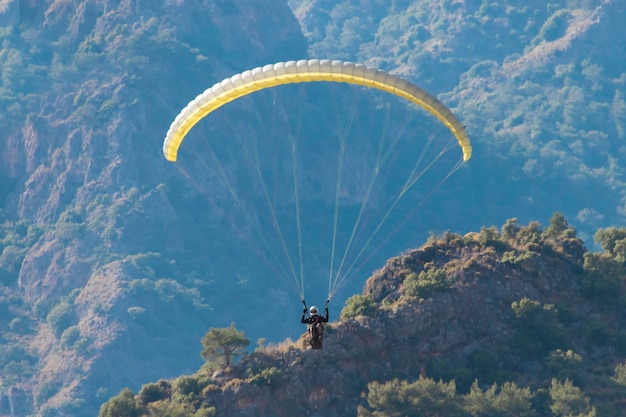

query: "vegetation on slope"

left=290, top=0, right=626, bottom=235
left=99, top=213, right=626, bottom=416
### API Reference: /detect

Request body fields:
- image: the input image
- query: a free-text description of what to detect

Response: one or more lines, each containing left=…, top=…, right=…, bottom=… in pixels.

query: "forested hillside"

left=291, top=0, right=626, bottom=241
left=0, top=1, right=625, bottom=416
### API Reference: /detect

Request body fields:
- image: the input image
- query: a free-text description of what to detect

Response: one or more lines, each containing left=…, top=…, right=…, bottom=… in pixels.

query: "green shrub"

left=173, top=375, right=199, bottom=396
left=544, top=349, right=583, bottom=383
left=549, top=379, right=596, bottom=417
left=46, top=301, right=74, bottom=337
left=193, top=407, right=217, bottom=417
left=501, top=218, right=520, bottom=240
left=358, top=377, right=463, bottom=416
left=0, top=245, right=24, bottom=273
left=404, top=268, right=451, bottom=298
left=73, top=337, right=91, bottom=355
left=201, top=383, right=221, bottom=397
left=33, top=297, right=51, bottom=319
left=98, top=388, right=140, bottom=417
left=611, top=360, right=626, bottom=386
left=340, top=294, right=377, bottom=319
left=138, top=382, right=169, bottom=405
left=501, top=250, right=518, bottom=264
left=517, top=221, right=543, bottom=244
left=594, top=227, right=626, bottom=258
left=580, top=253, right=625, bottom=301
left=464, top=380, right=535, bottom=416
left=35, top=380, right=61, bottom=405
left=478, top=226, right=506, bottom=249
left=60, top=326, right=81, bottom=348
left=248, top=366, right=284, bottom=386
left=53, top=222, right=86, bottom=241
left=511, top=298, right=565, bottom=358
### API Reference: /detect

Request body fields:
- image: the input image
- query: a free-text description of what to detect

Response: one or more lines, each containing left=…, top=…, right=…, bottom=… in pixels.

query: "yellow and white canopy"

left=163, top=59, right=472, bottom=162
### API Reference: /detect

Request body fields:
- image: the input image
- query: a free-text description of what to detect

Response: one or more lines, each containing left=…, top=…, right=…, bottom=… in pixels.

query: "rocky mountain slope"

left=99, top=217, right=626, bottom=416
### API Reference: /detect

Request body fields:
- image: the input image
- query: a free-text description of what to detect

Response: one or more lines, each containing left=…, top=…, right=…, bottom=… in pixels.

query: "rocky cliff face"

left=0, top=1, right=307, bottom=415
left=112, top=224, right=625, bottom=416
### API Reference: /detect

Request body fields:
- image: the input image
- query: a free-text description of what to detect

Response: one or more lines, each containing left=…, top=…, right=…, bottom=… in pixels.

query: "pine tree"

left=200, top=323, right=249, bottom=367
left=549, top=379, right=596, bottom=417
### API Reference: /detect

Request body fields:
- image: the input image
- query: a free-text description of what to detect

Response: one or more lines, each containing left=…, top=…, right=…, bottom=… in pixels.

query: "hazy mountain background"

left=0, top=0, right=625, bottom=415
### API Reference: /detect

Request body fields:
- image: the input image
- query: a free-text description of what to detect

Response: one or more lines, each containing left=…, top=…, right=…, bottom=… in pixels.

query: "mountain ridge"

left=99, top=216, right=626, bottom=416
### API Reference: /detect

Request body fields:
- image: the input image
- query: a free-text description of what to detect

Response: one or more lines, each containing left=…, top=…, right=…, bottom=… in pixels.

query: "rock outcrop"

left=115, top=226, right=626, bottom=416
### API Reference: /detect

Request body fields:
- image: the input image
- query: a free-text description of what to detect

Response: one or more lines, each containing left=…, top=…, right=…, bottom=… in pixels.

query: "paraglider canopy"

left=163, top=59, right=471, bottom=163
left=163, top=59, right=472, bottom=304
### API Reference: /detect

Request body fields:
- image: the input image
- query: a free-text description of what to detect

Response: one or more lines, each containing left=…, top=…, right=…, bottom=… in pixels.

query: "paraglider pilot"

left=301, top=299, right=329, bottom=349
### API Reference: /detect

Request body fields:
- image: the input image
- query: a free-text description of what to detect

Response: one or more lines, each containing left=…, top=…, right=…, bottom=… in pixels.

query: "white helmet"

left=310, top=306, right=318, bottom=314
